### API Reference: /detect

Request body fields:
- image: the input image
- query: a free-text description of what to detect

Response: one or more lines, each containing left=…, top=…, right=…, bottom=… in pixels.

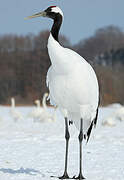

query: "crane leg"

left=73, top=118, right=85, bottom=180
left=59, top=117, right=70, bottom=179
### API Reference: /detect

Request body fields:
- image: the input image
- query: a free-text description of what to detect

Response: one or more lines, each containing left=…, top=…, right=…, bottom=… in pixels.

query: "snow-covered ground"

left=0, top=104, right=124, bottom=180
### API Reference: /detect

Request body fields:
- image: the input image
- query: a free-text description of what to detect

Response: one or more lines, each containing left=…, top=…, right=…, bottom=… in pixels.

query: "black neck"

left=51, top=14, right=62, bottom=42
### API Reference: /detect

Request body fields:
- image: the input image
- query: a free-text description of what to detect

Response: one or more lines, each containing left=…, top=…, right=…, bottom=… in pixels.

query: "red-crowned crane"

left=25, top=6, right=99, bottom=179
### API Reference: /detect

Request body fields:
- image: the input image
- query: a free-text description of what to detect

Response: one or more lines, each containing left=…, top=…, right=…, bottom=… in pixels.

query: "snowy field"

left=0, top=104, right=124, bottom=180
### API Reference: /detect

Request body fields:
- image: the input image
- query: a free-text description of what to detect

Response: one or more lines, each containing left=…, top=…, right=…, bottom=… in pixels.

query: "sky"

left=0, top=0, right=124, bottom=44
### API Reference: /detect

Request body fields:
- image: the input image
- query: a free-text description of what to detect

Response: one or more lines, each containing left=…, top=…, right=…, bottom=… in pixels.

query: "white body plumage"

left=47, top=34, right=99, bottom=133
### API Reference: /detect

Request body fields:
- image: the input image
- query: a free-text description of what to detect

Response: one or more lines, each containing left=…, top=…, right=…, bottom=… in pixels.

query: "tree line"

left=0, top=25, right=124, bottom=105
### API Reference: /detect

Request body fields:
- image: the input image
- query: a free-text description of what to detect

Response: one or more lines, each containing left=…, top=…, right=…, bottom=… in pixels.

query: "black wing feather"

left=86, top=100, right=100, bottom=143
left=86, top=120, right=94, bottom=143
left=94, top=96, right=100, bottom=127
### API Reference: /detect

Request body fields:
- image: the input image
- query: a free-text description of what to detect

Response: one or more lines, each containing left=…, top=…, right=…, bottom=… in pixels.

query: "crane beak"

left=24, top=11, right=47, bottom=20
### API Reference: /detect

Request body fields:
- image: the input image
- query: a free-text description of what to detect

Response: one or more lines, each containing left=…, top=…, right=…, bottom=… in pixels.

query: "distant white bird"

left=102, top=117, right=116, bottom=127
left=10, top=97, right=23, bottom=122
left=25, top=6, right=99, bottom=179
left=28, top=93, right=56, bottom=123
left=103, top=106, right=124, bottom=125
left=27, top=99, right=42, bottom=122
left=38, top=93, right=57, bottom=123
left=42, top=92, right=48, bottom=111
left=114, top=107, right=124, bottom=121
left=38, top=106, right=57, bottom=123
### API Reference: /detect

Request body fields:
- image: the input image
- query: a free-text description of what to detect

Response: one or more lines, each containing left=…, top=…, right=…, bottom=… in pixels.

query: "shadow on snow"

left=0, top=167, right=42, bottom=176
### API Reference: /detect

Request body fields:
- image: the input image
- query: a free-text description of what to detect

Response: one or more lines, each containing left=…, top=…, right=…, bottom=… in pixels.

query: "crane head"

left=24, top=6, right=63, bottom=20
